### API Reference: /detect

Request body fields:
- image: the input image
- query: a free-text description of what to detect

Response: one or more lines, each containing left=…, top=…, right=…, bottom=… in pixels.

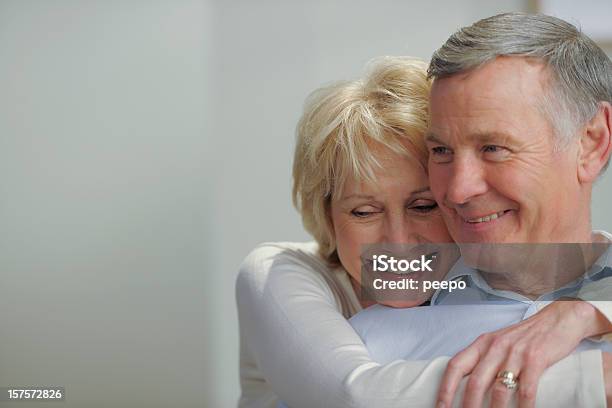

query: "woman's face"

left=330, top=148, right=455, bottom=307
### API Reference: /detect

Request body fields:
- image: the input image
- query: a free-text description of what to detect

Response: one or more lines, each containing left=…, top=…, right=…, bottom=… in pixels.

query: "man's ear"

left=578, top=102, right=612, bottom=184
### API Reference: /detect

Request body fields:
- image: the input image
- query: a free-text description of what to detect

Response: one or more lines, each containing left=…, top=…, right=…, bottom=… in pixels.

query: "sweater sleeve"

left=236, top=243, right=606, bottom=408
left=577, top=276, right=612, bottom=342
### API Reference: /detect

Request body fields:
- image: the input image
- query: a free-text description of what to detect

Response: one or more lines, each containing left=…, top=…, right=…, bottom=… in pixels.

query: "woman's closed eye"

left=409, top=200, right=438, bottom=213
left=350, top=205, right=382, bottom=218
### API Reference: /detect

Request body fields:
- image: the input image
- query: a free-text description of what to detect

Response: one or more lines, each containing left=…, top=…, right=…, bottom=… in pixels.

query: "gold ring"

left=497, top=370, right=519, bottom=390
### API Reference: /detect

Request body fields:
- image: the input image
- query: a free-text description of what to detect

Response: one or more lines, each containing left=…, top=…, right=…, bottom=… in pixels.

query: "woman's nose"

left=382, top=215, right=420, bottom=244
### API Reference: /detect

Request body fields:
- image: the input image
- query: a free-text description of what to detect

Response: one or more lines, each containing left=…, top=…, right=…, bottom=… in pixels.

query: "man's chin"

left=451, top=227, right=520, bottom=244
left=452, top=233, right=512, bottom=245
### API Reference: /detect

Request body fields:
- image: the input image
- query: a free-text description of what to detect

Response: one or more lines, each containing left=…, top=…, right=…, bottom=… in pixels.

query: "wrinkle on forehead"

left=428, top=56, right=556, bottom=142
left=432, top=56, right=551, bottom=107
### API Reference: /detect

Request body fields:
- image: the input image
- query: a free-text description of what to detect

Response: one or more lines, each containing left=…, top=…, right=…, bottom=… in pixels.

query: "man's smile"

left=463, top=209, right=513, bottom=224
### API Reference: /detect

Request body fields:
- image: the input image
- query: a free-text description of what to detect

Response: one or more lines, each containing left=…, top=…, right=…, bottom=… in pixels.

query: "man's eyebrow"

left=424, top=131, right=515, bottom=144
left=470, top=132, right=515, bottom=145
left=424, top=132, right=444, bottom=144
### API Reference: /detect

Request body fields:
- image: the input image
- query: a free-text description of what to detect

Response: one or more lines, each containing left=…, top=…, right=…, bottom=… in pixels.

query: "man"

left=351, top=12, right=612, bottom=408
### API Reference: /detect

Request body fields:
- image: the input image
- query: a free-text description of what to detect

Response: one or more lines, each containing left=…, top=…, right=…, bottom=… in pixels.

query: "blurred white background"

left=1, top=1, right=611, bottom=407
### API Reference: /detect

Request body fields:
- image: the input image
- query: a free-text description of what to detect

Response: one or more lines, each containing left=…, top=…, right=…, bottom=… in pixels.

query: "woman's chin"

left=377, top=298, right=430, bottom=309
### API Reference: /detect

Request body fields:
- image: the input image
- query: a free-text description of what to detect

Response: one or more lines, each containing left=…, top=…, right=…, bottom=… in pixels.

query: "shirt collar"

left=590, top=230, right=612, bottom=276
left=431, top=231, right=612, bottom=305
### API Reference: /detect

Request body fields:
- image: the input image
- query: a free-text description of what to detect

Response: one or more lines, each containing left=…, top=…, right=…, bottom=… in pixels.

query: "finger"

left=437, top=341, right=486, bottom=408
left=516, top=360, right=547, bottom=408
left=490, top=352, right=523, bottom=408
left=462, top=337, right=513, bottom=408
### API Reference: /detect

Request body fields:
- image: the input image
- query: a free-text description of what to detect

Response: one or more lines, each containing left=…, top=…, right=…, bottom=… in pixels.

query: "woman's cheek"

left=335, top=219, right=378, bottom=282
left=423, top=214, right=453, bottom=243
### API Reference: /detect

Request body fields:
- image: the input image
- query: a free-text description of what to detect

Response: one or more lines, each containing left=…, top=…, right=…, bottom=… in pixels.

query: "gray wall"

left=1, top=1, right=211, bottom=407
left=1, top=1, right=610, bottom=407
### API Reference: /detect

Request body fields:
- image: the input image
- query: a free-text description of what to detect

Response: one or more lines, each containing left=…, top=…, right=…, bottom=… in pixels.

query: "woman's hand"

left=436, top=300, right=612, bottom=408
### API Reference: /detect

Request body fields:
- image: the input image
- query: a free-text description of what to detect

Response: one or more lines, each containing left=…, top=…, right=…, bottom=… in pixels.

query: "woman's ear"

left=578, top=102, right=612, bottom=184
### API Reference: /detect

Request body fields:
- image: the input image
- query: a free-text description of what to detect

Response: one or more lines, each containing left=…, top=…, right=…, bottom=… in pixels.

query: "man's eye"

left=482, top=145, right=510, bottom=160
left=431, top=146, right=451, bottom=155
left=483, top=145, right=501, bottom=153
left=430, top=146, right=453, bottom=164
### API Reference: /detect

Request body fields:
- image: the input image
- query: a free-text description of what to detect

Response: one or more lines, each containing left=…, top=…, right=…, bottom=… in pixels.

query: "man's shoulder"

left=594, top=230, right=612, bottom=242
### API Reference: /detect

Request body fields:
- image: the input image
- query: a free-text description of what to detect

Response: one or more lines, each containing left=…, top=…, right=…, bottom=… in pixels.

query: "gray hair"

left=428, top=12, right=612, bottom=146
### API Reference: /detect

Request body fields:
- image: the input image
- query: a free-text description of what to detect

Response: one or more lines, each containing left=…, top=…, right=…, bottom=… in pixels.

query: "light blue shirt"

left=431, top=243, right=612, bottom=316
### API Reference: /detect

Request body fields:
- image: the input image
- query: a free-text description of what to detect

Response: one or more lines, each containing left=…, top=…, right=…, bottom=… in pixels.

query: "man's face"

left=427, top=57, right=584, bottom=244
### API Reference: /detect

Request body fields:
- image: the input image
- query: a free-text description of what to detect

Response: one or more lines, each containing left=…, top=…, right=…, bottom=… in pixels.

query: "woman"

left=236, top=56, right=612, bottom=407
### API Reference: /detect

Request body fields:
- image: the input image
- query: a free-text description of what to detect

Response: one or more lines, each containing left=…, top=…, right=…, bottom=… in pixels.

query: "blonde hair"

left=292, top=56, right=431, bottom=264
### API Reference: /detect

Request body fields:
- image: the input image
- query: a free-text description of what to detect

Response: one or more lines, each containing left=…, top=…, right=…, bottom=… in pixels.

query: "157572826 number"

left=1, top=387, right=65, bottom=401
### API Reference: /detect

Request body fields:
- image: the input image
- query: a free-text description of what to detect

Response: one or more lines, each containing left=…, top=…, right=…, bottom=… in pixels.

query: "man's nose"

left=445, top=154, right=487, bottom=206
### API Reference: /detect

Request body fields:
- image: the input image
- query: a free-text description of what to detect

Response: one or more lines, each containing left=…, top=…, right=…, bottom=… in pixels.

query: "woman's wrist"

left=571, top=300, right=612, bottom=338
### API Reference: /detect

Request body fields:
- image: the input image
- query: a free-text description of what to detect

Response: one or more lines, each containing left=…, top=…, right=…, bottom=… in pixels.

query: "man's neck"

left=476, top=233, right=609, bottom=299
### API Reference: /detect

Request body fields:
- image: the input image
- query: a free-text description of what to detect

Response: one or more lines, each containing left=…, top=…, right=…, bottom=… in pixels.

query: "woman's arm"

left=579, top=276, right=612, bottom=341
left=236, top=244, right=605, bottom=408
